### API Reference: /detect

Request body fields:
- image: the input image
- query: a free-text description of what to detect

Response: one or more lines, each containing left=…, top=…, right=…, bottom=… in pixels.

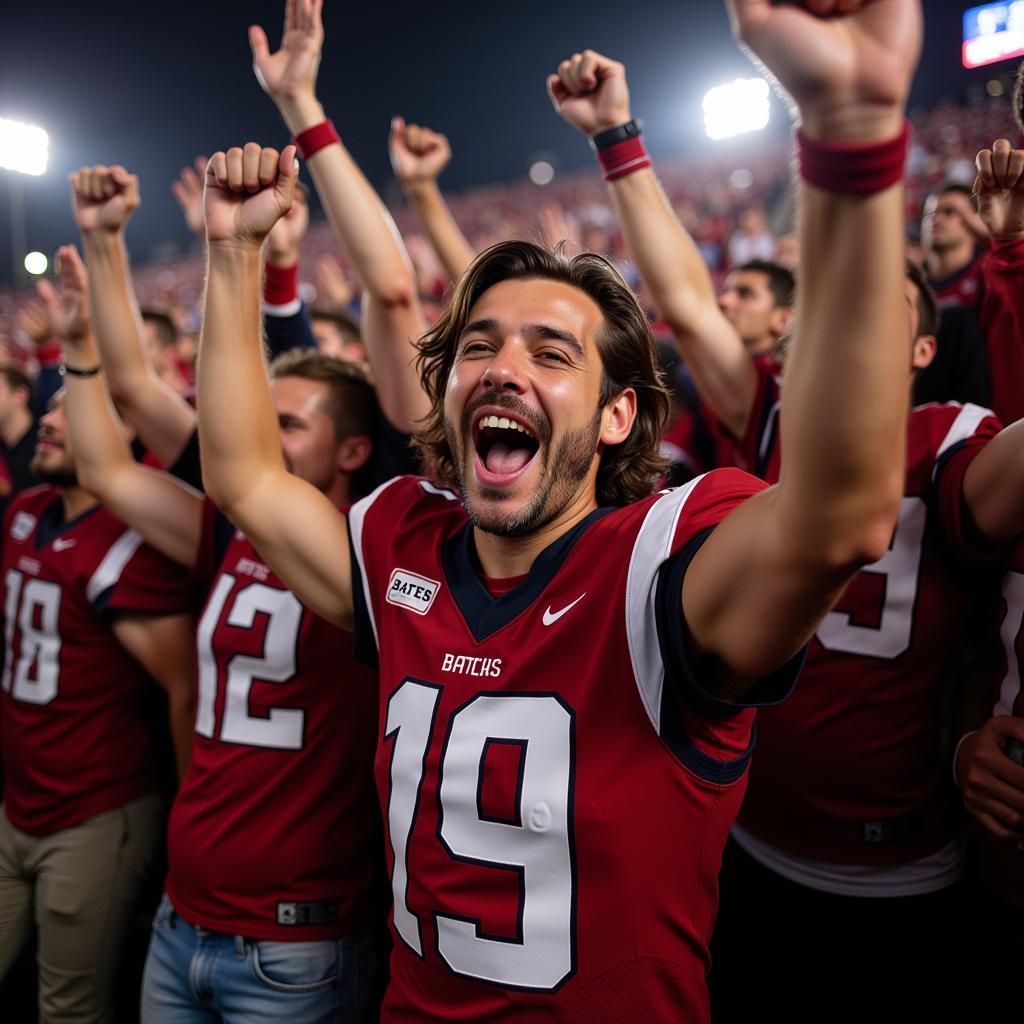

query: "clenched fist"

left=70, top=165, right=140, bottom=235
left=203, top=144, right=299, bottom=247
left=975, top=139, right=1024, bottom=242
left=389, top=117, right=453, bottom=185
left=547, top=50, right=631, bottom=137
left=726, top=0, right=922, bottom=141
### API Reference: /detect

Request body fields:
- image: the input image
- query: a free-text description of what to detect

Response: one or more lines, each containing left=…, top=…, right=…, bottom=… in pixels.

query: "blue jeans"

left=140, top=894, right=375, bottom=1023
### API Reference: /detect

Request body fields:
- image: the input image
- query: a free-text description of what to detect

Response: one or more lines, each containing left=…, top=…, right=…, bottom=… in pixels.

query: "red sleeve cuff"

left=989, top=235, right=1024, bottom=270
left=37, top=341, right=63, bottom=368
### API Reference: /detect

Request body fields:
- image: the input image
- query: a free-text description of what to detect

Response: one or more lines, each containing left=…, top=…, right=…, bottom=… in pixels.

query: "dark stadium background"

left=0, top=0, right=1005, bottom=285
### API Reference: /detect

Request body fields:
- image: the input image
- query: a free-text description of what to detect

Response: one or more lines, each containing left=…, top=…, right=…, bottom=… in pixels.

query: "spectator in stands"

left=922, top=182, right=988, bottom=308
left=726, top=203, right=775, bottom=266
left=0, top=367, right=40, bottom=507
left=141, top=310, right=192, bottom=398
left=310, top=308, right=366, bottom=363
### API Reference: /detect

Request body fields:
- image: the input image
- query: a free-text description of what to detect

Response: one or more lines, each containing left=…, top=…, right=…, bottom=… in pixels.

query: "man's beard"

left=30, top=455, right=77, bottom=489
left=446, top=399, right=602, bottom=538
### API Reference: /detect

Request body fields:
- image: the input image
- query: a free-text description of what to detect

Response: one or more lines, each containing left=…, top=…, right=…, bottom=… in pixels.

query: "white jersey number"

left=196, top=576, right=304, bottom=749
left=2, top=569, right=62, bottom=705
left=816, top=496, right=927, bottom=659
left=995, top=570, right=1024, bottom=717
left=385, top=678, right=575, bottom=991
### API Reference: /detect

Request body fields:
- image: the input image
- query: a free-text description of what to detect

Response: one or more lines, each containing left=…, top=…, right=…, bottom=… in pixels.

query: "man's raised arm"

left=663, top=0, right=917, bottom=689
left=250, top=0, right=428, bottom=432
left=389, top=116, right=475, bottom=285
left=549, top=53, right=758, bottom=439
left=71, top=165, right=197, bottom=465
left=197, top=143, right=355, bottom=628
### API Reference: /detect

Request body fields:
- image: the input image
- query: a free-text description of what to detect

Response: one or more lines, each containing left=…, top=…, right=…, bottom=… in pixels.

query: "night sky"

left=0, top=0, right=1010, bottom=284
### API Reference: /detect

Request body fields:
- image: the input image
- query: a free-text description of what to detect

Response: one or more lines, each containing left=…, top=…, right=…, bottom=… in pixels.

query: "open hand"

left=171, top=156, right=210, bottom=236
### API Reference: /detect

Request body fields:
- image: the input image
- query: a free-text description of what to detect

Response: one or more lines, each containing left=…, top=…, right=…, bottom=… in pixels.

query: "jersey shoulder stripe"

left=85, top=529, right=144, bottom=604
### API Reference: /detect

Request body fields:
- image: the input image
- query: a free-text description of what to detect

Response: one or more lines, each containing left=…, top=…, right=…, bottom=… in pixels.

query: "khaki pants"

left=0, top=795, right=162, bottom=1023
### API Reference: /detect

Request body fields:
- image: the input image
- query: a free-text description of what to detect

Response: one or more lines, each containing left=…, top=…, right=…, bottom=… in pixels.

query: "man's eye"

left=539, top=350, right=567, bottom=364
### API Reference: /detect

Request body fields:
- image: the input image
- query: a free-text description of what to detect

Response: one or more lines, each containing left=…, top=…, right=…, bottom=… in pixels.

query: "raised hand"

left=389, top=117, right=453, bottom=185
left=36, top=245, right=90, bottom=343
left=956, top=716, right=1024, bottom=841
left=171, top=156, right=209, bottom=236
left=546, top=50, right=631, bottom=136
left=314, top=253, right=355, bottom=308
left=203, top=144, right=299, bottom=247
left=974, top=139, right=1024, bottom=242
left=726, top=0, right=922, bottom=140
left=538, top=201, right=583, bottom=255
left=266, top=182, right=310, bottom=266
left=249, top=0, right=323, bottom=114
left=69, top=165, right=140, bottom=235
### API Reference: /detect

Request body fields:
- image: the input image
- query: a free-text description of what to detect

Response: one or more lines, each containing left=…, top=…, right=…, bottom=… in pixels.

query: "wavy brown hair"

left=414, top=240, right=671, bottom=507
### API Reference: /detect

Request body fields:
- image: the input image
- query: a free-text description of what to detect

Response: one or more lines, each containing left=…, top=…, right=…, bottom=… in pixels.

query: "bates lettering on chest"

left=234, top=557, right=270, bottom=582
left=441, top=652, right=503, bottom=678
left=386, top=568, right=441, bottom=616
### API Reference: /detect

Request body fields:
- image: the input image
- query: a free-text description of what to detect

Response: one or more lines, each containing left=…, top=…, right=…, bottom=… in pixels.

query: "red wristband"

left=796, top=121, right=910, bottom=195
left=37, top=342, right=64, bottom=369
left=293, top=119, right=341, bottom=161
left=596, top=135, right=652, bottom=182
left=263, top=261, right=299, bottom=307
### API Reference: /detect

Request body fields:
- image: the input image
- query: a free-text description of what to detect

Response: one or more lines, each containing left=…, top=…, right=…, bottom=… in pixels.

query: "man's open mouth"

left=472, top=411, right=541, bottom=486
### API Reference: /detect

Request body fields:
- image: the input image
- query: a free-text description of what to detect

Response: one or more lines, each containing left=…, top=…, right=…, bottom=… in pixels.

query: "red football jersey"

left=164, top=498, right=383, bottom=941
left=931, top=250, right=985, bottom=311
left=0, top=486, right=194, bottom=835
left=978, top=237, right=1024, bottom=427
left=733, top=359, right=782, bottom=481
left=993, top=545, right=1024, bottom=720
left=740, top=402, right=1004, bottom=864
left=349, top=472, right=800, bottom=1023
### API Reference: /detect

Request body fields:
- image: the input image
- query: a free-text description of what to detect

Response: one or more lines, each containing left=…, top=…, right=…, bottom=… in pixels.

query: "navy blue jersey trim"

left=34, top=495, right=100, bottom=550
left=441, top=506, right=617, bottom=644
left=348, top=519, right=378, bottom=669
left=654, top=526, right=803, bottom=782
left=167, top=428, right=203, bottom=492
left=211, top=508, right=238, bottom=572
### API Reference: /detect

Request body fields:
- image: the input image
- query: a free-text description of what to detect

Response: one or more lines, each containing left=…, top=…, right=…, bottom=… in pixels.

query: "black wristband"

left=590, top=118, right=643, bottom=153
left=60, top=363, right=103, bottom=379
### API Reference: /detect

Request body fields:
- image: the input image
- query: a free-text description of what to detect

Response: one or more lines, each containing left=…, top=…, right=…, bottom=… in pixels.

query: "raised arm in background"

left=389, top=116, right=475, bottom=284
left=547, top=0, right=919, bottom=687
left=71, top=166, right=197, bottom=464
left=40, top=246, right=198, bottom=777
left=44, top=245, right=203, bottom=571
left=250, top=0, right=429, bottom=431
left=550, top=56, right=757, bottom=439
left=197, top=143, right=355, bottom=627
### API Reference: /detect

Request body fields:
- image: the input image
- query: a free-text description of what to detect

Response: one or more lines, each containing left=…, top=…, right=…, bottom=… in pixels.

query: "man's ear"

left=600, top=387, right=637, bottom=448
left=912, top=334, right=937, bottom=371
left=337, top=434, right=373, bottom=474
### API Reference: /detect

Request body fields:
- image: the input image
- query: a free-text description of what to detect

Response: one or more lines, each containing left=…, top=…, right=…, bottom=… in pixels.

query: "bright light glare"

left=0, top=118, right=49, bottom=176
left=703, top=79, right=770, bottom=141
left=529, top=160, right=555, bottom=186
left=24, top=251, right=48, bottom=276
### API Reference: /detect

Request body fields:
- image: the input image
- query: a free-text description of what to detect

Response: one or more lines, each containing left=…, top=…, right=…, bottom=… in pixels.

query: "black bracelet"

left=590, top=118, right=643, bottom=153
left=59, top=363, right=103, bottom=379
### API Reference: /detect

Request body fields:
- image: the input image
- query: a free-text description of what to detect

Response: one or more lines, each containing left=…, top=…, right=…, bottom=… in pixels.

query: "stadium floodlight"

left=703, top=78, right=771, bottom=141
left=0, top=118, right=49, bottom=177
left=24, top=251, right=47, bottom=276
left=529, top=160, right=555, bottom=186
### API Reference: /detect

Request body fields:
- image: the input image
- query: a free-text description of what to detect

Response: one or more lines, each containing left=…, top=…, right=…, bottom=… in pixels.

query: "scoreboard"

left=963, top=2, right=1024, bottom=69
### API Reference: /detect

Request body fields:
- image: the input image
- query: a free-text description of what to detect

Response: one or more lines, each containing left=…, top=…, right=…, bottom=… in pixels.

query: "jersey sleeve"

left=929, top=403, right=1006, bottom=566
left=193, top=496, right=237, bottom=586
left=92, top=531, right=196, bottom=616
left=981, top=237, right=1024, bottom=426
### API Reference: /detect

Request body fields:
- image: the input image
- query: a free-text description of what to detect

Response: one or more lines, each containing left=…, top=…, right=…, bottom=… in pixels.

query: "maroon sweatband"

left=263, top=261, right=299, bottom=307
left=293, top=119, right=341, bottom=161
left=796, top=121, right=910, bottom=195
left=596, top=135, right=652, bottom=182
left=37, top=342, right=63, bottom=369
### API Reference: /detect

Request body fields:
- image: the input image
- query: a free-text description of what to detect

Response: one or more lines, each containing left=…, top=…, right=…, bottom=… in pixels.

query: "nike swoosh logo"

left=52, top=538, right=76, bottom=551
left=542, top=593, right=586, bottom=627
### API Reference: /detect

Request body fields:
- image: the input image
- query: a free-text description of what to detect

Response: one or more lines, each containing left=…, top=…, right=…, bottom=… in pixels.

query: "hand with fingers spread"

left=249, top=0, right=324, bottom=130
left=726, top=0, right=922, bottom=140
left=314, top=254, right=355, bottom=308
left=17, top=300, right=56, bottom=349
left=171, top=156, right=210, bottom=236
left=388, top=118, right=453, bottom=186
left=546, top=50, right=631, bottom=137
left=203, top=144, right=299, bottom=247
left=974, top=139, right=1024, bottom=242
left=69, top=165, right=140, bottom=235
left=538, top=201, right=583, bottom=255
left=956, top=716, right=1024, bottom=841
left=37, top=245, right=91, bottom=344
